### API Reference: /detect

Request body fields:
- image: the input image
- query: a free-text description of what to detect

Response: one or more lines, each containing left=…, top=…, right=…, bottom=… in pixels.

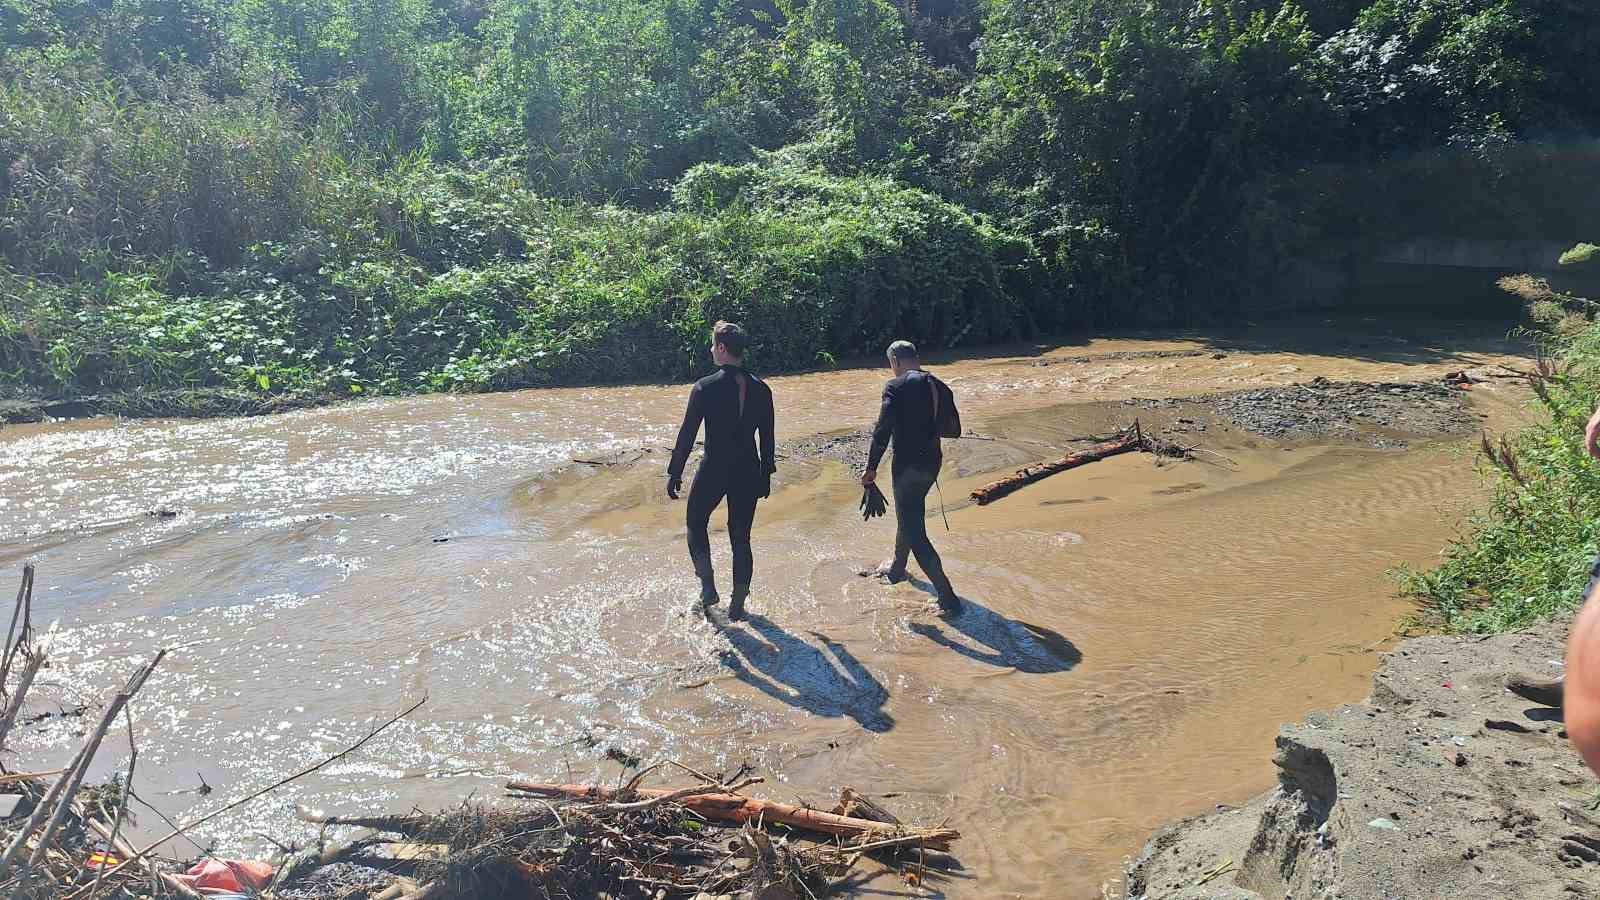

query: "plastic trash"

left=169, top=858, right=274, bottom=894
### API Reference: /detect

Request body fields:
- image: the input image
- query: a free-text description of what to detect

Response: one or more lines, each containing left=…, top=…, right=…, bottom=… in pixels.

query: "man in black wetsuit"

left=861, top=340, right=961, bottom=615
left=667, top=321, right=776, bottom=621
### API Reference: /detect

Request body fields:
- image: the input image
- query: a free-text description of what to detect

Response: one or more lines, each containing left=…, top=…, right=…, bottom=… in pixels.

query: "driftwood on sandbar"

left=969, top=425, right=1146, bottom=506
left=506, top=780, right=960, bottom=851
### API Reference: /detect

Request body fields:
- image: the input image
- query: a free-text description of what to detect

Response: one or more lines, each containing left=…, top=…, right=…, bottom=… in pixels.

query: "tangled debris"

left=0, top=564, right=960, bottom=900
left=273, top=774, right=956, bottom=900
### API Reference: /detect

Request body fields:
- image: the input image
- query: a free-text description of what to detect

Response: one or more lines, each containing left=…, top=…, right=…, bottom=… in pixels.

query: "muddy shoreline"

left=1124, top=616, right=1597, bottom=899
left=0, top=388, right=343, bottom=424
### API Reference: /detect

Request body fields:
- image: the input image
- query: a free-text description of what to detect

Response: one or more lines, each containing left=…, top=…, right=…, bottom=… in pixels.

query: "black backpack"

left=927, top=373, right=960, bottom=439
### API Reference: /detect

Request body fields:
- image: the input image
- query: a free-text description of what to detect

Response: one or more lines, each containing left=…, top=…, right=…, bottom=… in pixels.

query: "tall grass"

left=1399, top=312, right=1600, bottom=633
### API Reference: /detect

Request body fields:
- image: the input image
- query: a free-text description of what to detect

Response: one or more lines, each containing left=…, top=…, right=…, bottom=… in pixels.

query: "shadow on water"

left=717, top=613, right=894, bottom=733
left=901, top=578, right=1081, bottom=674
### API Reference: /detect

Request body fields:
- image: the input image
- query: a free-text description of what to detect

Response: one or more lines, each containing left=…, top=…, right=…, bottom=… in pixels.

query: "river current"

left=0, top=316, right=1534, bottom=897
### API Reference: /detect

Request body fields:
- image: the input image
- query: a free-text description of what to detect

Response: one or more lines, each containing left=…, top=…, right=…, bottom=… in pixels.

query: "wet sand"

left=0, top=316, right=1536, bottom=896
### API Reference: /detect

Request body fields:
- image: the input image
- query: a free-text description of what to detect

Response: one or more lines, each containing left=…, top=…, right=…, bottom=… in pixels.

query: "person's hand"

left=1585, top=404, right=1600, bottom=461
left=861, top=468, right=877, bottom=488
left=667, top=475, right=682, bottom=500
left=759, top=472, right=772, bottom=500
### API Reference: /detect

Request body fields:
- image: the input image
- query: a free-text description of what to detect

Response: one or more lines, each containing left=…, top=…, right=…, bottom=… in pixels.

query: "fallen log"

left=505, top=781, right=959, bottom=851
left=970, top=427, right=1143, bottom=506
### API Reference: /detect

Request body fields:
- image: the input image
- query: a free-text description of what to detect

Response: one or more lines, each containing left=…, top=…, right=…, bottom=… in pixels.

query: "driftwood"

left=505, top=781, right=959, bottom=851
left=0, top=564, right=44, bottom=753
left=970, top=427, right=1145, bottom=506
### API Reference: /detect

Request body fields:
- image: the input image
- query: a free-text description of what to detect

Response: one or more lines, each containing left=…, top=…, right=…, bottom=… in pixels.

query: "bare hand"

left=1586, top=405, right=1600, bottom=461
left=860, top=468, right=877, bottom=488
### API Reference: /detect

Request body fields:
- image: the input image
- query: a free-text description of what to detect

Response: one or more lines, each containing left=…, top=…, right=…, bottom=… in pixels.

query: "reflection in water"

left=0, top=318, right=1538, bottom=898
left=719, top=615, right=893, bottom=733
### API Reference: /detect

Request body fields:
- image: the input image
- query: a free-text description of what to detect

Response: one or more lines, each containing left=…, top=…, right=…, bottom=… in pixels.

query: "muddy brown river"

left=0, top=317, right=1536, bottom=897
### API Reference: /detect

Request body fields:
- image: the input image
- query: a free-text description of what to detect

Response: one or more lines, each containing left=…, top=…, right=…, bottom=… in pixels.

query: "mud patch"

left=1206, top=378, right=1474, bottom=444
left=780, top=428, right=872, bottom=471
left=1125, top=377, right=1476, bottom=448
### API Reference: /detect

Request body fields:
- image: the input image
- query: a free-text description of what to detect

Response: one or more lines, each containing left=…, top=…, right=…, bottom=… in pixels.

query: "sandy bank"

left=1125, top=618, right=1598, bottom=899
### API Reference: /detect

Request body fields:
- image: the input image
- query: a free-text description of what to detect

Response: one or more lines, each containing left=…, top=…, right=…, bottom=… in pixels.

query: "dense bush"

left=1400, top=261, right=1600, bottom=632
left=0, top=163, right=1039, bottom=398
left=2, top=0, right=1599, bottom=406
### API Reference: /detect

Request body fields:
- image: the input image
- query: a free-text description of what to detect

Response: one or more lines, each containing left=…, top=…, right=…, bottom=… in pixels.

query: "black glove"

left=759, top=471, right=772, bottom=500
left=667, top=475, right=682, bottom=500
left=860, top=483, right=888, bottom=521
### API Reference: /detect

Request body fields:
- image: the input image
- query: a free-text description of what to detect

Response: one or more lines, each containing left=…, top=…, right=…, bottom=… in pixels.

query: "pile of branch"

left=970, top=421, right=1195, bottom=506
left=262, top=770, right=959, bottom=899
left=0, top=565, right=189, bottom=899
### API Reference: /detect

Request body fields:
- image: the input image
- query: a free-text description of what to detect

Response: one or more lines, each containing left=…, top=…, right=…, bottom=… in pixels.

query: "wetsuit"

left=867, top=369, right=957, bottom=606
left=669, top=365, right=776, bottom=596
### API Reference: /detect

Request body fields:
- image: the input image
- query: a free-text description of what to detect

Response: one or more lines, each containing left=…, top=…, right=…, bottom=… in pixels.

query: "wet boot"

left=728, top=583, right=749, bottom=622
left=861, top=560, right=907, bottom=584
left=1506, top=675, right=1564, bottom=709
left=692, top=552, right=719, bottom=607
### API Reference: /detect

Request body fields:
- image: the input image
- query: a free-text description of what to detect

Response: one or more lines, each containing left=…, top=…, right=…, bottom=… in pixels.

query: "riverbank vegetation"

left=2, top=1, right=1599, bottom=405
left=1400, top=254, right=1600, bottom=633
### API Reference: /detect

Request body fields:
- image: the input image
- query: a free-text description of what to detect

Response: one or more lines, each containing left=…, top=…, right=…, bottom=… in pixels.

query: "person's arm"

left=759, top=390, right=776, bottom=476
left=864, top=383, right=895, bottom=484
left=1570, top=401, right=1600, bottom=771
left=1568, top=590, right=1600, bottom=773
left=667, top=384, right=703, bottom=496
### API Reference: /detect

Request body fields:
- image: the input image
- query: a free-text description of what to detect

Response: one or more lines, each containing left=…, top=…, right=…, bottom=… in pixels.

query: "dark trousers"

left=889, top=464, right=955, bottom=600
left=686, top=465, right=759, bottom=590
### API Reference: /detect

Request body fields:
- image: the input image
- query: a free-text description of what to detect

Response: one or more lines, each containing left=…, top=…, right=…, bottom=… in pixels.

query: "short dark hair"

left=713, top=321, right=748, bottom=356
left=887, top=340, right=918, bottom=362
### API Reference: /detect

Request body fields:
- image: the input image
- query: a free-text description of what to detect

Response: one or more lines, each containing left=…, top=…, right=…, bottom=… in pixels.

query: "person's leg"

left=685, top=469, right=728, bottom=605
left=726, top=489, right=758, bottom=621
left=884, top=530, right=911, bottom=580
left=893, top=467, right=959, bottom=613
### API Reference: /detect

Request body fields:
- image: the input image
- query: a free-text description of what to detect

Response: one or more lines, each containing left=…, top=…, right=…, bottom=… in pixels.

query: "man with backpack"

left=861, top=340, right=962, bottom=615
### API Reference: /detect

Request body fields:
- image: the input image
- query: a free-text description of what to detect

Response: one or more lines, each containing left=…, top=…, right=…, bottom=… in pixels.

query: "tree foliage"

left=1, top=0, right=1598, bottom=403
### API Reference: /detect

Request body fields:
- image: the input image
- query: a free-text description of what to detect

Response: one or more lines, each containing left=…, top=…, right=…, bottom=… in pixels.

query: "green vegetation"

left=1400, top=257, right=1600, bottom=633
left=2, top=0, right=1598, bottom=407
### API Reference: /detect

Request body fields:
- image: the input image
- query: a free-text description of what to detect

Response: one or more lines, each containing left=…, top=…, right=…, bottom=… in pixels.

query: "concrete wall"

left=1372, top=237, right=1574, bottom=272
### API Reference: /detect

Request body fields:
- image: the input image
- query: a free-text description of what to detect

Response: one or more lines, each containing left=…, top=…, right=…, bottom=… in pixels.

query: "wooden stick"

left=604, top=777, right=762, bottom=812
left=23, top=650, right=165, bottom=875
left=0, top=563, right=34, bottom=701
left=0, top=769, right=64, bottom=785
left=0, top=625, right=50, bottom=752
left=93, top=695, right=427, bottom=884
left=0, top=734, right=89, bottom=879
left=969, top=429, right=1143, bottom=506
left=87, top=709, right=137, bottom=900
left=505, top=781, right=960, bottom=850
left=79, top=815, right=202, bottom=900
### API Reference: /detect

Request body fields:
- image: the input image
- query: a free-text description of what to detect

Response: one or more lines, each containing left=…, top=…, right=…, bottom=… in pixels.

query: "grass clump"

left=1400, top=261, right=1600, bottom=633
